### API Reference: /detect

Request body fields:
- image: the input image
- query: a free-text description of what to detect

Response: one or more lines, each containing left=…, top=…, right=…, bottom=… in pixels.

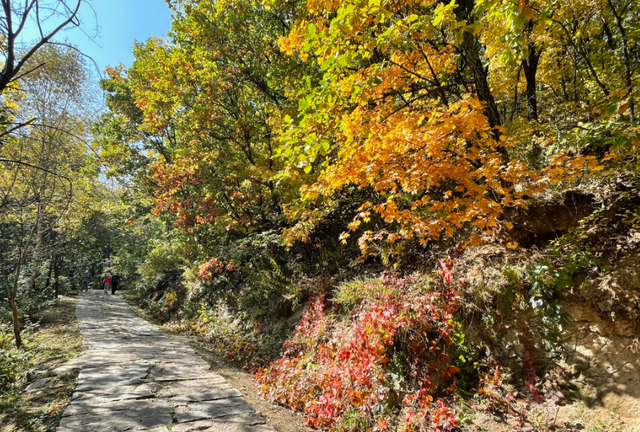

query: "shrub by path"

left=56, top=291, right=277, bottom=432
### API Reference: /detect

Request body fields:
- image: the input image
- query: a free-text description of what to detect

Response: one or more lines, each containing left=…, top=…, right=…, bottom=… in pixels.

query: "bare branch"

left=0, top=118, right=36, bottom=139
left=0, top=0, right=84, bottom=93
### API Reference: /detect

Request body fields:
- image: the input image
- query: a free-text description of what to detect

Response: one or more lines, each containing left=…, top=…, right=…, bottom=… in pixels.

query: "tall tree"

left=0, top=43, right=97, bottom=348
left=96, top=0, right=309, bottom=242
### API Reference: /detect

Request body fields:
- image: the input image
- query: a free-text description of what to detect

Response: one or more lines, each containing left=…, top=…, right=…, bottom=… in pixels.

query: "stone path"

left=56, top=291, right=277, bottom=432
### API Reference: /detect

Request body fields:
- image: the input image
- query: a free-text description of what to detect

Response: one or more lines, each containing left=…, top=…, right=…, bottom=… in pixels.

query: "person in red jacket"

left=101, top=274, right=112, bottom=295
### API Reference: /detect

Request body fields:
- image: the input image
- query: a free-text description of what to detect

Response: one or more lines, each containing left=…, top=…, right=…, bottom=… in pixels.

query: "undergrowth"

left=127, top=178, right=640, bottom=431
left=0, top=297, right=83, bottom=432
left=131, top=242, right=591, bottom=431
left=255, top=262, right=464, bottom=432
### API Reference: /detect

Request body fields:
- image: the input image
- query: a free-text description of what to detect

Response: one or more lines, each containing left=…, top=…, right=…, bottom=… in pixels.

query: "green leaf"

left=603, top=102, right=620, bottom=117
left=321, top=139, right=330, bottom=154
left=466, top=21, right=483, bottom=35
left=307, top=23, right=316, bottom=36
left=298, top=98, right=309, bottom=112
left=512, top=12, right=525, bottom=29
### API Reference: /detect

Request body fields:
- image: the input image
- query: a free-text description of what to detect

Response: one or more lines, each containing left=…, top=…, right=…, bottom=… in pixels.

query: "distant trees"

left=0, top=0, right=102, bottom=350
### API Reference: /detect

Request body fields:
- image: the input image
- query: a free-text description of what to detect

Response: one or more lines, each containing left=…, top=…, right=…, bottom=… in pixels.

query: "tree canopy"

left=97, top=0, right=638, bottom=260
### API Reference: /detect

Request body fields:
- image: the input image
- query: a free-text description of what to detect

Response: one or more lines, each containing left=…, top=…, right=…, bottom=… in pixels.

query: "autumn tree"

left=276, top=0, right=535, bottom=255
left=0, top=43, right=98, bottom=348
left=272, top=0, right=635, bottom=256
left=485, top=0, right=640, bottom=132
left=95, top=0, right=311, bottom=246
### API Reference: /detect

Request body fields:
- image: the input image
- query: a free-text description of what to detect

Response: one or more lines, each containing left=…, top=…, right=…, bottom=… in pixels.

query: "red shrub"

left=256, top=257, right=463, bottom=431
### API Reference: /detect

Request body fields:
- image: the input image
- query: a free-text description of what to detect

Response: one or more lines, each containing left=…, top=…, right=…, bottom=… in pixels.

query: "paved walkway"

left=56, top=291, right=277, bottom=432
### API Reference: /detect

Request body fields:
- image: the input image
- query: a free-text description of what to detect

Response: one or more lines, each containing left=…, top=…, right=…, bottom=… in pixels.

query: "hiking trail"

left=55, top=291, right=277, bottom=432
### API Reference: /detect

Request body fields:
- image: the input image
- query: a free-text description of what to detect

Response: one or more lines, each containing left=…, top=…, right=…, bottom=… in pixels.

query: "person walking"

left=81, top=270, right=91, bottom=292
left=102, top=274, right=112, bottom=295
left=111, top=272, right=120, bottom=295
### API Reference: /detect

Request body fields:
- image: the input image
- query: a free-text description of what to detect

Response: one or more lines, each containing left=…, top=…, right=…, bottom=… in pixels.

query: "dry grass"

left=0, top=296, right=83, bottom=432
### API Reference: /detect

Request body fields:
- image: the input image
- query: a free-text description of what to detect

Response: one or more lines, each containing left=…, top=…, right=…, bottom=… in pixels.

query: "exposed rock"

left=24, top=377, right=51, bottom=393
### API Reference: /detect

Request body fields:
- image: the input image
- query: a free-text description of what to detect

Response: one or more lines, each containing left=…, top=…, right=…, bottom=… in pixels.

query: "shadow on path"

left=56, top=291, right=277, bottom=432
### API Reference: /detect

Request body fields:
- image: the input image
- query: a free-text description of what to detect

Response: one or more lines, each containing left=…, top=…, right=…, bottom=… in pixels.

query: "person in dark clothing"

left=81, top=270, right=91, bottom=292
left=111, top=273, right=120, bottom=294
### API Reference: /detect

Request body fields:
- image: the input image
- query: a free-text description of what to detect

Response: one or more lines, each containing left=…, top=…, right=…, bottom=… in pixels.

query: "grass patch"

left=0, top=296, right=83, bottom=432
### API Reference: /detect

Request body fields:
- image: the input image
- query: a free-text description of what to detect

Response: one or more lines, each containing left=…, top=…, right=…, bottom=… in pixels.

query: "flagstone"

left=58, top=291, right=278, bottom=432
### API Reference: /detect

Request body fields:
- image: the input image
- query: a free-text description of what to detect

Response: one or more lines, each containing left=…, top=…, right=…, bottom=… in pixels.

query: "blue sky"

left=23, top=0, right=173, bottom=75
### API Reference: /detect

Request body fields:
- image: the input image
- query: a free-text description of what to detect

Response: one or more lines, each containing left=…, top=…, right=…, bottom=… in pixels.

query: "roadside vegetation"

left=109, top=1, right=640, bottom=430
left=0, top=296, right=82, bottom=432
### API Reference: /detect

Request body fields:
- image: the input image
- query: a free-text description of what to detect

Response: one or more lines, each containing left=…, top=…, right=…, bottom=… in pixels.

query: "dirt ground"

left=557, top=301, right=640, bottom=431
left=190, top=339, right=314, bottom=432
left=471, top=299, right=640, bottom=432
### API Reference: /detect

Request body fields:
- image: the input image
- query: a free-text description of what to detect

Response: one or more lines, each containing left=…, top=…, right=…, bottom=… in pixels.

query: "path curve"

left=56, top=291, right=277, bottom=432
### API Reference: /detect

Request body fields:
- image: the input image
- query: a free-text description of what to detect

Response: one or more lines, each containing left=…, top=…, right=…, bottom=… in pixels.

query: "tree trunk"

left=522, top=43, right=543, bottom=167
left=523, top=46, right=541, bottom=122
left=54, top=255, right=60, bottom=299
left=461, top=29, right=502, bottom=132
left=44, top=257, right=53, bottom=289
left=8, top=296, right=22, bottom=349
left=606, top=0, right=636, bottom=121
left=0, top=251, right=22, bottom=349
left=455, top=0, right=508, bottom=161
left=69, top=266, right=77, bottom=292
left=26, top=209, right=44, bottom=297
